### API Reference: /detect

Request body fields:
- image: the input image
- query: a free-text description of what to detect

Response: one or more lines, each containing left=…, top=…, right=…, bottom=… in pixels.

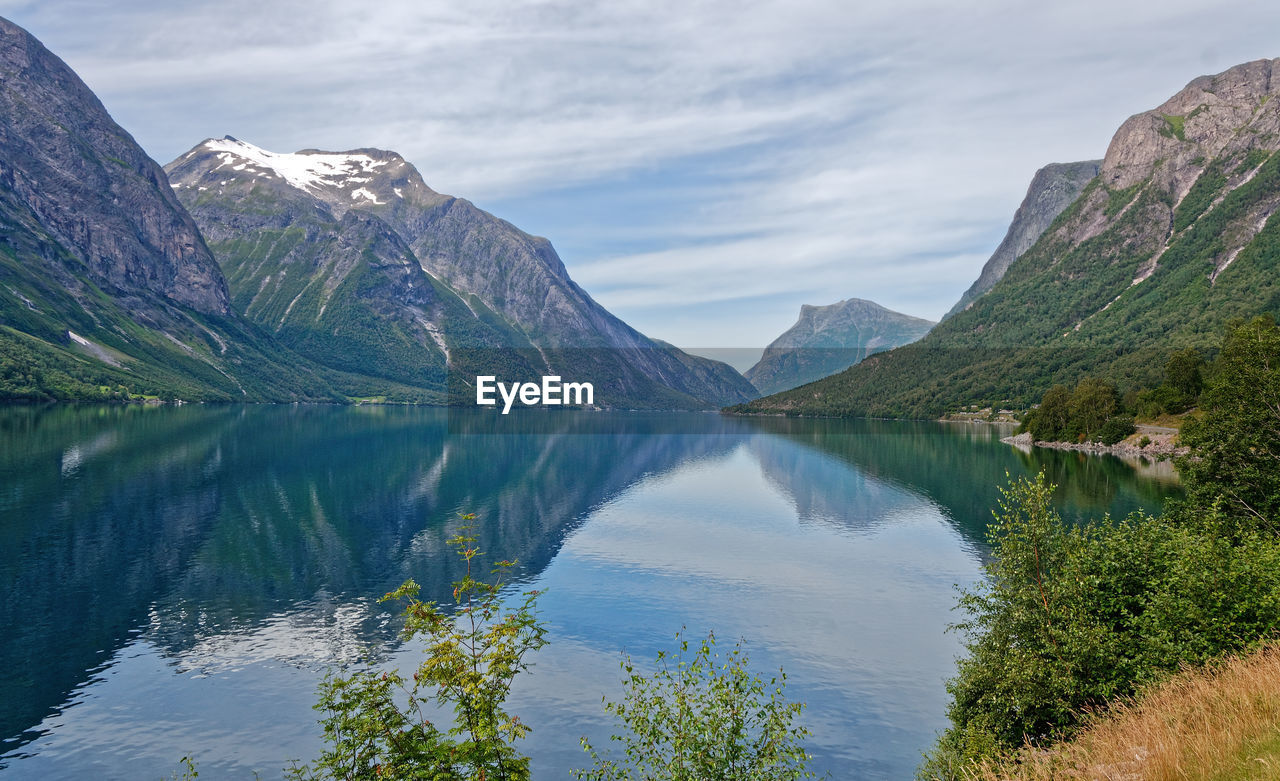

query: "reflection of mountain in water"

left=0, top=407, right=1179, bottom=757
left=749, top=436, right=924, bottom=534
left=0, top=406, right=743, bottom=753
left=1, top=405, right=237, bottom=752
left=742, top=418, right=1180, bottom=545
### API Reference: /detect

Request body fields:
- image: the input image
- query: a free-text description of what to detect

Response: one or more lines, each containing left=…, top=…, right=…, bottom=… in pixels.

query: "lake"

left=0, top=405, right=1181, bottom=779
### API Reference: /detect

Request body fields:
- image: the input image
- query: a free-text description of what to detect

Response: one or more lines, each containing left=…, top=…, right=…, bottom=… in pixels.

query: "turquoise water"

left=0, top=405, right=1180, bottom=779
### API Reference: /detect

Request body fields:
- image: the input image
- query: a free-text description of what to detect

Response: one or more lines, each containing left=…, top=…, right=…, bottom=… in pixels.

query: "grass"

left=1161, top=114, right=1188, bottom=142
left=1134, top=411, right=1194, bottom=429
left=957, top=643, right=1280, bottom=780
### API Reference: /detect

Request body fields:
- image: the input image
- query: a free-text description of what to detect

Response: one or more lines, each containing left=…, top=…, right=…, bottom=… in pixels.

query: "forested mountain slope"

left=735, top=58, right=1280, bottom=418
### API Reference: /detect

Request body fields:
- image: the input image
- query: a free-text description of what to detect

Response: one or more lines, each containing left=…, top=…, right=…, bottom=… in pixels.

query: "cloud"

left=5, top=0, right=1280, bottom=346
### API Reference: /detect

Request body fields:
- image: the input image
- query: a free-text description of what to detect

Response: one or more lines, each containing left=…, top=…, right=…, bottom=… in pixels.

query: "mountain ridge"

left=732, top=57, right=1280, bottom=419
left=942, top=160, right=1101, bottom=320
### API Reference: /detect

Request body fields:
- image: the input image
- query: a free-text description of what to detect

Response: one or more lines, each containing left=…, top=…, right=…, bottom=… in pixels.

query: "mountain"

left=744, top=298, right=934, bottom=396
left=166, top=138, right=757, bottom=408
left=734, top=58, right=1280, bottom=419
left=942, top=160, right=1101, bottom=320
left=0, top=17, right=349, bottom=402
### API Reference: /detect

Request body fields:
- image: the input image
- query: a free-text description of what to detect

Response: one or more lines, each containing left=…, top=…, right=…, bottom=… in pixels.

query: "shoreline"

left=1000, top=431, right=1189, bottom=460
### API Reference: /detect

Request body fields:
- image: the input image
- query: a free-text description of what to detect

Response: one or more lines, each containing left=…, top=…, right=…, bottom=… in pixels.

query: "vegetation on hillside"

left=1017, top=348, right=1207, bottom=444
left=920, top=317, right=1280, bottom=779
left=732, top=145, right=1280, bottom=420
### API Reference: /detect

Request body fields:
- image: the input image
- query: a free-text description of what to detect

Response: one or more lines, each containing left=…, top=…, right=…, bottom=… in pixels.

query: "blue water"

left=0, top=405, right=1180, bottom=779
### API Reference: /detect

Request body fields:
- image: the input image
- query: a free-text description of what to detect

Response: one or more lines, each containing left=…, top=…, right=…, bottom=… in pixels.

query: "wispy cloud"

left=4, top=0, right=1279, bottom=346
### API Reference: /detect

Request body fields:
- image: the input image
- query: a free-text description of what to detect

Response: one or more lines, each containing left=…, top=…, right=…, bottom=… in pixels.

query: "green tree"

left=575, top=630, right=813, bottom=781
left=1164, top=346, right=1205, bottom=402
left=290, top=522, right=547, bottom=781
left=1026, top=384, right=1071, bottom=441
left=1179, top=316, right=1280, bottom=534
left=1094, top=415, right=1135, bottom=445
left=1066, top=377, right=1118, bottom=440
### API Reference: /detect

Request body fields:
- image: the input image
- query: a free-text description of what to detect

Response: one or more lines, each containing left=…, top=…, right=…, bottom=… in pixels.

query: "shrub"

left=575, top=630, right=813, bottom=781
left=1094, top=416, right=1135, bottom=445
left=289, top=524, right=547, bottom=781
left=920, top=475, right=1280, bottom=779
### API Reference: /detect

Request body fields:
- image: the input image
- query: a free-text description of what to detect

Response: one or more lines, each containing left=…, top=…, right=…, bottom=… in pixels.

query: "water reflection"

left=0, top=405, right=1180, bottom=778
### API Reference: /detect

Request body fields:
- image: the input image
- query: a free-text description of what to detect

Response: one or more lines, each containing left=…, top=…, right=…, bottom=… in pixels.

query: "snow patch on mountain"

left=203, top=137, right=389, bottom=195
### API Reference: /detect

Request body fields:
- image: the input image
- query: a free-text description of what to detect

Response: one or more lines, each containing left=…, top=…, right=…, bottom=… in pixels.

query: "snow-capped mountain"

left=167, top=138, right=757, bottom=407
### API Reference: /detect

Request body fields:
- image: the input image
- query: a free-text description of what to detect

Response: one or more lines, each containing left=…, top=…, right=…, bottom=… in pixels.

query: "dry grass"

left=965, top=643, right=1280, bottom=781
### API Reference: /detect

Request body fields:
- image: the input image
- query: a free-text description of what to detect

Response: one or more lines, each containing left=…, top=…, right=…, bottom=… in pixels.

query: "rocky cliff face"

left=745, top=298, right=934, bottom=396
left=943, top=160, right=1100, bottom=319
left=0, top=18, right=228, bottom=315
left=0, top=17, right=339, bottom=402
left=168, top=138, right=757, bottom=407
left=736, top=58, right=1280, bottom=419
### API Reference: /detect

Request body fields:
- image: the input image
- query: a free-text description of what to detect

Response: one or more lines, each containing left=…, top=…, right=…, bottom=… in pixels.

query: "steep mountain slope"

left=943, top=160, right=1101, bottom=319
left=0, top=17, right=341, bottom=402
left=165, top=141, right=538, bottom=401
left=167, top=138, right=757, bottom=407
left=745, top=298, right=935, bottom=396
left=735, top=58, right=1280, bottom=419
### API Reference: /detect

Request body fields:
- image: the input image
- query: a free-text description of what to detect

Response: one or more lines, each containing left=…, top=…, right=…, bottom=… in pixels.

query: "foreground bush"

left=575, top=631, right=813, bottom=781
left=287, top=522, right=813, bottom=780
left=288, top=526, right=547, bottom=781
left=919, top=476, right=1280, bottom=778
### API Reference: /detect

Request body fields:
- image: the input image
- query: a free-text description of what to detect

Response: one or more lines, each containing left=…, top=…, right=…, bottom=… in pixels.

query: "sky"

left=3, top=1, right=1279, bottom=349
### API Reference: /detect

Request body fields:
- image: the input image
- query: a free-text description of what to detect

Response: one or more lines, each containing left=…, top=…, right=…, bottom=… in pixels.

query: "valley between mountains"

left=5, top=8, right=1280, bottom=425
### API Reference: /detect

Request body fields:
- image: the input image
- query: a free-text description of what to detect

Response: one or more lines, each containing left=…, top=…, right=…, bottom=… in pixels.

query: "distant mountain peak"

left=736, top=56, right=1280, bottom=419
left=744, top=298, right=934, bottom=396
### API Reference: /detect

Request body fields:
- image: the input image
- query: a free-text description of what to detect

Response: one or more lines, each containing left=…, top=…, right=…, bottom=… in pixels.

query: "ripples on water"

left=0, top=406, right=1181, bottom=779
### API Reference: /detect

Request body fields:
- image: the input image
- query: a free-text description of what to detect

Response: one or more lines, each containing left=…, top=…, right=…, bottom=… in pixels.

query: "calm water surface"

left=0, top=405, right=1181, bottom=779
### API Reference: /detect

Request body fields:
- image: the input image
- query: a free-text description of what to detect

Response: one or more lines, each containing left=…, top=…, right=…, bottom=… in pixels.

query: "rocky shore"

left=1001, top=430, right=1189, bottom=459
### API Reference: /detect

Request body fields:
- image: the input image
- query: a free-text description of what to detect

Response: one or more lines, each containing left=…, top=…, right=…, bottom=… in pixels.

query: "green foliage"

left=1236, top=147, right=1271, bottom=176
left=1164, top=346, right=1205, bottom=400
left=1023, top=384, right=1070, bottom=441
left=167, top=755, right=200, bottom=780
left=921, top=474, right=1280, bottom=778
left=1173, top=157, right=1228, bottom=232
left=1159, top=113, right=1187, bottom=141
left=1065, top=377, right=1118, bottom=440
left=290, top=524, right=547, bottom=781
left=575, top=630, right=813, bottom=781
left=1132, top=384, right=1187, bottom=417
left=1103, top=181, right=1144, bottom=217
left=1094, top=415, right=1135, bottom=445
left=1179, top=316, right=1280, bottom=534
left=1022, top=379, right=1123, bottom=443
